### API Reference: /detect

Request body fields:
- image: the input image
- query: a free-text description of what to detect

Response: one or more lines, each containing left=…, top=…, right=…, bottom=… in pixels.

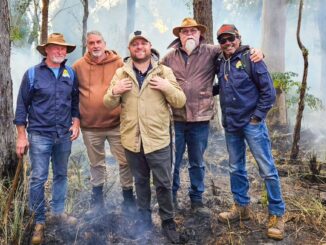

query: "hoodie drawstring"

left=223, top=58, right=231, bottom=81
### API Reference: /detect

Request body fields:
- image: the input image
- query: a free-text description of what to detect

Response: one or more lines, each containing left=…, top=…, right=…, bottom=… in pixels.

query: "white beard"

left=185, top=39, right=196, bottom=54
left=91, top=50, right=104, bottom=57
left=51, top=56, right=65, bottom=64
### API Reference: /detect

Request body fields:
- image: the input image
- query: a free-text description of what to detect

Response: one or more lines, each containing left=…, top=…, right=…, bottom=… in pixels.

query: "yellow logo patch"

left=62, top=69, right=70, bottom=78
left=236, top=60, right=243, bottom=69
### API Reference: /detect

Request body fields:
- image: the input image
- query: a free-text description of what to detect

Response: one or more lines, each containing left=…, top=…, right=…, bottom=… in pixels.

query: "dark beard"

left=130, top=54, right=151, bottom=63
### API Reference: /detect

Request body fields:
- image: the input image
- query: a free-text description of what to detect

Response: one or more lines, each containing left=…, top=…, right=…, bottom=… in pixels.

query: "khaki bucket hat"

left=172, top=18, right=207, bottom=37
left=36, top=33, right=76, bottom=56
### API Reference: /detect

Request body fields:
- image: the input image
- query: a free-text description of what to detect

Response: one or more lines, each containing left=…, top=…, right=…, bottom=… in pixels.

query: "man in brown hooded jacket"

left=73, top=31, right=135, bottom=217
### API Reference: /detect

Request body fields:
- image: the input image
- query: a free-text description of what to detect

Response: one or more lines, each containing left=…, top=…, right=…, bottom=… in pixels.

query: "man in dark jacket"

left=216, top=24, right=285, bottom=240
left=162, top=18, right=263, bottom=217
left=14, top=33, right=80, bottom=245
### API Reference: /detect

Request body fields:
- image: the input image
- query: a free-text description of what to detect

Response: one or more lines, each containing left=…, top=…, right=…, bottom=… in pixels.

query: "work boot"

left=85, top=185, right=105, bottom=220
left=49, top=212, right=78, bottom=225
left=267, top=215, right=285, bottom=240
left=191, top=201, right=211, bottom=218
left=218, top=203, right=250, bottom=224
left=121, top=189, right=137, bottom=215
left=136, top=209, right=153, bottom=231
left=162, top=218, right=181, bottom=244
left=31, top=224, right=44, bottom=245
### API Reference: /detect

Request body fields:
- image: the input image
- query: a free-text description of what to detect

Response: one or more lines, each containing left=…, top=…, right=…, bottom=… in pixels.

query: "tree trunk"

left=125, top=0, right=136, bottom=56
left=261, top=0, right=288, bottom=129
left=193, top=0, right=222, bottom=132
left=193, top=0, right=213, bottom=44
left=0, top=0, right=17, bottom=176
left=317, top=0, right=326, bottom=103
left=28, top=0, right=40, bottom=45
left=40, top=0, right=49, bottom=44
left=290, top=0, right=309, bottom=160
left=81, top=0, right=89, bottom=55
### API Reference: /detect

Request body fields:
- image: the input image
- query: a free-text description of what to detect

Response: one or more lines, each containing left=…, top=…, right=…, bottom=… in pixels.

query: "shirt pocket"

left=60, top=79, right=73, bottom=99
left=232, top=71, right=249, bottom=88
left=33, top=79, right=52, bottom=98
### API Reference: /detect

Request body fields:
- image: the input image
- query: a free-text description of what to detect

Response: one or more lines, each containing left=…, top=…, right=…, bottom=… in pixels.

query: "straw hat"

left=172, top=18, right=207, bottom=37
left=36, top=33, right=76, bottom=56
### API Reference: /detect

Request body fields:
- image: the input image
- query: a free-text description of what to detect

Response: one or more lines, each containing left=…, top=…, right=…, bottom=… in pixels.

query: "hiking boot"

left=191, top=201, right=211, bottom=218
left=162, top=218, right=181, bottom=244
left=218, top=203, right=250, bottom=224
left=121, top=189, right=137, bottom=215
left=85, top=186, right=105, bottom=220
left=31, top=224, right=44, bottom=245
left=130, top=209, right=153, bottom=238
left=49, top=212, right=78, bottom=225
left=267, top=215, right=285, bottom=240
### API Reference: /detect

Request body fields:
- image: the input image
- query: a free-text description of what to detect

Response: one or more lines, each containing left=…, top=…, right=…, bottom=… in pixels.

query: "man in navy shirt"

left=216, top=25, right=285, bottom=240
left=14, top=33, right=80, bottom=245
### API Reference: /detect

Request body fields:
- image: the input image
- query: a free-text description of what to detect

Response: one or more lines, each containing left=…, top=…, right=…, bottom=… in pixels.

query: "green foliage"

left=9, top=0, right=37, bottom=47
left=10, top=26, right=25, bottom=42
left=272, top=72, right=324, bottom=111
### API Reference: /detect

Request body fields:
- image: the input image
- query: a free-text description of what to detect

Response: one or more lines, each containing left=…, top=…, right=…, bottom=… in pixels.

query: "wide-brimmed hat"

left=172, top=18, right=207, bottom=37
left=36, top=33, right=76, bottom=56
left=128, top=30, right=151, bottom=45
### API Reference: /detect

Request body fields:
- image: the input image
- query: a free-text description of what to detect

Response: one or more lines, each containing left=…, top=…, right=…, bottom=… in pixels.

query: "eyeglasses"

left=180, top=28, right=198, bottom=35
left=218, top=35, right=236, bottom=44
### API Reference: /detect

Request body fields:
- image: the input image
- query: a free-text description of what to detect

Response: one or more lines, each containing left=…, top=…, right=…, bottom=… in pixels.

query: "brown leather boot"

left=218, top=203, right=250, bottom=223
left=31, top=224, right=44, bottom=245
left=48, top=212, right=78, bottom=225
left=267, top=215, right=285, bottom=240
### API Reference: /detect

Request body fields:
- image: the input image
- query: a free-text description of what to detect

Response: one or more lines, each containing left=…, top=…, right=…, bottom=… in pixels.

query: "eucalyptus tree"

left=261, top=0, right=289, bottom=129
left=290, top=0, right=309, bottom=160
left=317, top=0, right=326, bottom=102
left=81, top=0, right=89, bottom=55
left=125, top=0, right=136, bottom=55
left=193, top=0, right=213, bottom=44
left=0, top=0, right=17, bottom=176
left=40, top=0, right=49, bottom=44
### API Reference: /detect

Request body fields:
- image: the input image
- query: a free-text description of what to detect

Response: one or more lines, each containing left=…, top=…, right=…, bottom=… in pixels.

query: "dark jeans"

left=125, top=145, right=173, bottom=221
left=28, top=131, right=72, bottom=224
left=173, top=121, right=209, bottom=203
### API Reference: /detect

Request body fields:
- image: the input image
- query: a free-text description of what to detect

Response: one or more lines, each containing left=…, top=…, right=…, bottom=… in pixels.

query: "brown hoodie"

left=73, top=50, right=123, bottom=129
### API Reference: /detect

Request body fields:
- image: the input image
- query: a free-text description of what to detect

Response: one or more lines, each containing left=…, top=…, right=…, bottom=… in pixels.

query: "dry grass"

left=0, top=158, right=31, bottom=245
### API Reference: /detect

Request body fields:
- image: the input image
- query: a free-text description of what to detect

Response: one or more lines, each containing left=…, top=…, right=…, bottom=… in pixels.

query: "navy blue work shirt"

left=133, top=63, right=152, bottom=89
left=217, top=46, right=276, bottom=133
left=14, top=59, right=80, bottom=136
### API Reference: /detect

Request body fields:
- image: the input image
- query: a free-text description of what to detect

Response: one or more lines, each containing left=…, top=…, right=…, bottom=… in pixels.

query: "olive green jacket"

left=103, top=57, right=186, bottom=154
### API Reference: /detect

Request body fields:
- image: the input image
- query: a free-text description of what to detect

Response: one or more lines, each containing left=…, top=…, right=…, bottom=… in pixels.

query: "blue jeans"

left=28, top=131, right=72, bottom=224
left=173, top=121, right=209, bottom=202
left=225, top=121, right=285, bottom=216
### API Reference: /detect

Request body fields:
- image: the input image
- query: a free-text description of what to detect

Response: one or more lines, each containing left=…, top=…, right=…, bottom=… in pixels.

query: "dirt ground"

left=22, top=128, right=326, bottom=245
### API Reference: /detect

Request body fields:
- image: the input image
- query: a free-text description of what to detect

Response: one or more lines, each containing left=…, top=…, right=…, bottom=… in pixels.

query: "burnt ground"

left=21, top=128, right=326, bottom=245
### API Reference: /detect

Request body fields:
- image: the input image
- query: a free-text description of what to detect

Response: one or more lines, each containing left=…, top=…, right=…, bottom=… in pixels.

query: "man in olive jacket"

left=103, top=31, right=186, bottom=244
